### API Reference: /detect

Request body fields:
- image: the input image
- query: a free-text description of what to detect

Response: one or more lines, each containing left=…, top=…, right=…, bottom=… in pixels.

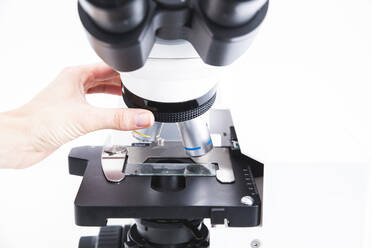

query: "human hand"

left=0, top=63, right=154, bottom=169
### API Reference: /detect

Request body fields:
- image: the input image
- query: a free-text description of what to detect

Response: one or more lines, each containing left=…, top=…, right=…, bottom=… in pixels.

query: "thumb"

left=86, top=107, right=154, bottom=132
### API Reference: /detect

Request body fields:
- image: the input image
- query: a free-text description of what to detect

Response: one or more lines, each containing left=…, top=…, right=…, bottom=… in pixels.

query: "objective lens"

left=132, top=122, right=163, bottom=142
left=177, top=116, right=213, bottom=157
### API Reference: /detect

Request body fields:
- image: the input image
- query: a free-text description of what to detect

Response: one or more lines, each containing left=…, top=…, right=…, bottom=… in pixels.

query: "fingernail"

left=135, top=113, right=151, bottom=128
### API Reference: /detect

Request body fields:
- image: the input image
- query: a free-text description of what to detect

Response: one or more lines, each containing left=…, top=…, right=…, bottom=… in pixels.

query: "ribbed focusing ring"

left=122, top=86, right=216, bottom=123
left=153, top=94, right=216, bottom=122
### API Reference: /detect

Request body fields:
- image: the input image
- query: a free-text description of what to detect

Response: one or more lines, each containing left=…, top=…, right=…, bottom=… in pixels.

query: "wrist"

left=0, top=110, right=35, bottom=169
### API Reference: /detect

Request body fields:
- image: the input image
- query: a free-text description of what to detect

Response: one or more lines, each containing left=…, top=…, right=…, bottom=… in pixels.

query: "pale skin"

left=0, top=63, right=154, bottom=169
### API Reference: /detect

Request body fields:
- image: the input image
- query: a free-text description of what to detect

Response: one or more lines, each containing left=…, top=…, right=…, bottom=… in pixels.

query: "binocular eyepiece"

left=81, top=0, right=267, bottom=33
left=78, top=0, right=269, bottom=71
left=79, top=0, right=148, bottom=33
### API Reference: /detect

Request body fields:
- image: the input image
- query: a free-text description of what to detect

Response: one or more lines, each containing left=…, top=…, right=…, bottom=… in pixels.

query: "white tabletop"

left=0, top=1, right=371, bottom=247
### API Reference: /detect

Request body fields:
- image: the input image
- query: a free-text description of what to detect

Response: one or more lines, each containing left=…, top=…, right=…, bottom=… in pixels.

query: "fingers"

left=71, top=63, right=121, bottom=93
left=78, top=62, right=124, bottom=95
left=80, top=63, right=119, bottom=82
left=85, top=107, right=154, bottom=132
left=86, top=85, right=122, bottom=95
left=84, top=74, right=122, bottom=92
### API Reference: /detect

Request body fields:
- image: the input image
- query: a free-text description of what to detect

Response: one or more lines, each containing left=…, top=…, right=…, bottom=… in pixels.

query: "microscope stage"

left=68, top=110, right=263, bottom=229
left=69, top=145, right=262, bottom=227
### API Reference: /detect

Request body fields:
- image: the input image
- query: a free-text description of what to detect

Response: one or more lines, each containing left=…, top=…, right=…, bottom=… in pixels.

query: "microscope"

left=69, top=0, right=269, bottom=247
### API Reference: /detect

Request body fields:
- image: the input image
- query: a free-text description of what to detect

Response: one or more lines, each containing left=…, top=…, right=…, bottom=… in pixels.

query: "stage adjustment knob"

left=78, top=226, right=123, bottom=248
left=96, top=226, right=123, bottom=248
left=79, top=236, right=97, bottom=248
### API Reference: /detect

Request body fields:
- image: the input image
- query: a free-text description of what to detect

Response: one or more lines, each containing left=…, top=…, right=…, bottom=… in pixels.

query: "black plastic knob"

left=79, top=0, right=148, bottom=33
left=78, top=226, right=123, bottom=248
left=97, top=226, right=123, bottom=248
left=200, top=0, right=267, bottom=27
left=79, top=236, right=97, bottom=248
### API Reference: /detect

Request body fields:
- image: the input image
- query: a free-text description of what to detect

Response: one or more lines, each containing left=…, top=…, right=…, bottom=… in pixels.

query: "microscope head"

left=78, top=0, right=269, bottom=156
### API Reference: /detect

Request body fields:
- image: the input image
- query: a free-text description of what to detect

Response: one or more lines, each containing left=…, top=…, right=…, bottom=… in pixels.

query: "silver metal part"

left=101, top=110, right=240, bottom=183
left=125, top=141, right=235, bottom=183
left=101, top=145, right=127, bottom=183
left=208, top=109, right=234, bottom=147
left=250, top=239, right=262, bottom=248
left=211, top=218, right=230, bottom=228
left=177, top=116, right=213, bottom=157
left=124, top=162, right=217, bottom=176
left=232, top=140, right=240, bottom=150
left=132, top=122, right=163, bottom=142
left=241, top=196, right=254, bottom=206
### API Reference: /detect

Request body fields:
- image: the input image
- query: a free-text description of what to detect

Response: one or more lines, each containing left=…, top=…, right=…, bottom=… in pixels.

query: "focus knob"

left=79, top=0, right=148, bottom=33
left=200, top=0, right=267, bottom=27
left=97, top=226, right=123, bottom=248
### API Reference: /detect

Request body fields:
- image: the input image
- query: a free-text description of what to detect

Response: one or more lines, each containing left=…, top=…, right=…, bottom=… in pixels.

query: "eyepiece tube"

left=177, top=116, right=213, bottom=157
left=79, top=0, right=148, bottom=33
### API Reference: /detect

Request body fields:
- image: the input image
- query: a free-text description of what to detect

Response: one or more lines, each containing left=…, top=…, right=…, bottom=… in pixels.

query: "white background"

left=0, top=0, right=372, bottom=248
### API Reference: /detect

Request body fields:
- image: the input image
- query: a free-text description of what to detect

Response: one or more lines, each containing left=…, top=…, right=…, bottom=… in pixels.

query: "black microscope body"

left=70, top=1, right=268, bottom=247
